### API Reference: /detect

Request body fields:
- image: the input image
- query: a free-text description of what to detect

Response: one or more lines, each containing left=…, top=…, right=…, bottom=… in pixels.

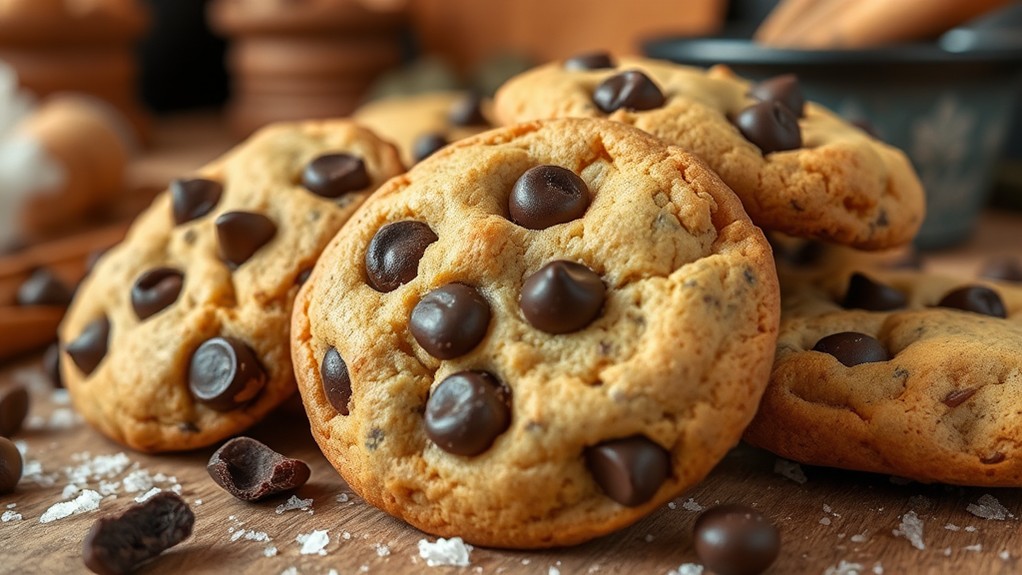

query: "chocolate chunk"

left=585, top=436, right=670, bottom=506
left=734, top=100, right=802, bottom=154
left=66, top=316, right=111, bottom=376
left=520, top=261, right=605, bottom=333
left=425, top=371, right=511, bottom=456
left=365, top=221, right=437, bottom=292
left=694, top=504, right=781, bottom=575
left=812, top=332, right=889, bottom=367
left=592, top=70, right=665, bottom=113
left=509, top=165, right=591, bottom=230
left=321, top=347, right=352, bottom=416
left=564, top=51, right=615, bottom=71
left=82, top=492, right=194, bottom=575
left=171, top=178, right=223, bottom=225
left=188, top=337, right=267, bottom=411
left=448, top=93, right=488, bottom=126
left=43, top=341, right=63, bottom=387
left=943, top=388, right=977, bottom=408
left=296, top=267, right=313, bottom=285
left=0, top=436, right=23, bottom=494
left=0, top=384, right=29, bottom=437
left=410, top=283, right=491, bottom=359
left=215, top=211, right=277, bottom=268
left=207, top=437, right=310, bottom=501
left=131, top=268, right=184, bottom=320
left=302, top=153, right=370, bottom=198
left=979, top=256, right=1022, bottom=283
left=413, top=132, right=448, bottom=163
left=749, top=74, right=805, bottom=117
left=16, top=268, right=72, bottom=307
left=938, top=286, right=1007, bottom=318
left=842, top=272, right=907, bottom=311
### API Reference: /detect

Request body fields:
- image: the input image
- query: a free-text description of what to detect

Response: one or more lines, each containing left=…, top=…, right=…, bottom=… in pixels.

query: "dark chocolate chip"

left=410, top=283, right=491, bottom=359
left=564, top=51, right=615, bottom=71
left=66, top=316, right=111, bottom=376
left=749, top=74, right=805, bottom=117
left=509, top=165, right=591, bottom=230
left=206, top=436, right=310, bottom=501
left=592, top=70, right=665, bottom=113
left=302, top=153, right=371, bottom=198
left=131, top=268, right=184, bottom=320
left=321, top=347, right=351, bottom=416
left=842, top=272, right=907, bottom=311
left=413, top=132, right=448, bottom=163
left=694, top=504, right=781, bottom=575
left=365, top=221, right=438, bottom=292
left=82, top=492, right=194, bottom=575
left=943, top=388, right=977, bottom=408
left=448, top=93, right=488, bottom=126
left=938, top=286, right=1007, bottom=318
left=0, top=384, right=29, bottom=438
left=188, top=337, right=267, bottom=411
left=425, top=371, right=511, bottom=456
left=43, top=342, right=63, bottom=388
left=812, top=332, right=889, bottom=367
left=296, top=267, right=313, bottom=285
left=0, top=436, right=23, bottom=494
left=215, top=211, right=277, bottom=268
left=734, top=100, right=802, bottom=154
left=585, top=436, right=670, bottom=506
left=979, top=256, right=1022, bottom=283
left=520, top=261, right=605, bottom=333
left=171, top=178, right=223, bottom=225
left=16, top=268, right=72, bottom=307
left=981, top=452, right=1006, bottom=464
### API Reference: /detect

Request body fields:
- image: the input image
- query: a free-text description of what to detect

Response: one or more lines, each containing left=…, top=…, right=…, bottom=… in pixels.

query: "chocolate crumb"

left=207, top=437, right=310, bottom=501
left=82, top=492, right=194, bottom=575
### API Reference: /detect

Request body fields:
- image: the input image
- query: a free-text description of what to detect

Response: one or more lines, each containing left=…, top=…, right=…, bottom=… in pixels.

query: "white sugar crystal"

left=967, top=494, right=1012, bottom=520
left=297, top=530, right=330, bottom=555
left=373, top=543, right=391, bottom=557
left=892, top=510, right=925, bottom=550
left=773, top=459, right=807, bottom=484
left=135, top=487, right=162, bottom=503
left=39, top=489, right=101, bottom=523
left=335, top=493, right=350, bottom=503
left=824, top=560, right=864, bottom=575
left=2, top=510, right=22, bottom=522
left=276, top=495, right=313, bottom=514
left=264, top=546, right=278, bottom=557
left=682, top=498, right=703, bottom=512
left=820, top=517, right=832, bottom=526
left=965, top=544, right=983, bottom=552
left=122, top=469, right=154, bottom=493
left=667, top=564, right=704, bottom=575
left=945, top=523, right=961, bottom=531
left=417, top=537, right=472, bottom=567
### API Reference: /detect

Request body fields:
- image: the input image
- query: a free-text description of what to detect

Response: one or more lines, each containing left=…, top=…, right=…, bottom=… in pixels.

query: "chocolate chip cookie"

left=745, top=267, right=1022, bottom=485
left=59, top=120, right=404, bottom=452
left=291, top=117, right=781, bottom=547
left=494, top=54, right=925, bottom=250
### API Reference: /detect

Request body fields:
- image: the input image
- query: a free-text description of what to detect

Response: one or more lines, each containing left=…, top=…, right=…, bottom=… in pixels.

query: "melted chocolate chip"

left=302, top=153, right=370, bottom=198
left=0, top=436, right=21, bottom=493
left=321, top=347, right=351, bottom=416
left=564, top=51, right=615, bottom=71
left=812, top=332, right=889, bottom=367
left=171, top=178, right=223, bottom=225
left=66, top=316, right=111, bottom=376
left=585, top=436, right=670, bottom=506
left=979, top=256, right=1022, bottom=283
left=16, top=268, right=72, bottom=307
left=365, top=221, right=438, bottom=292
left=131, top=268, right=184, bottom=320
left=425, top=371, right=511, bottom=456
left=734, top=101, right=802, bottom=154
left=520, top=261, right=605, bottom=333
left=0, top=385, right=29, bottom=438
left=215, top=212, right=277, bottom=268
left=592, top=70, right=665, bottom=113
left=749, top=74, right=805, bottom=117
left=188, top=337, right=267, bottom=411
left=43, top=342, right=63, bottom=387
left=448, top=93, right=488, bottom=126
left=410, top=284, right=491, bottom=359
left=413, top=132, right=448, bottom=163
left=509, top=165, right=591, bottom=230
left=943, top=388, right=977, bottom=408
left=938, top=286, right=1007, bottom=318
left=206, top=437, right=310, bottom=501
left=82, top=492, right=194, bottom=575
left=842, top=272, right=907, bottom=311
left=694, top=504, right=781, bottom=575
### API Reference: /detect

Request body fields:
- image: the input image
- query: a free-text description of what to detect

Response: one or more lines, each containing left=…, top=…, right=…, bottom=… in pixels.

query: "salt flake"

left=966, top=494, right=1012, bottom=520
left=297, top=529, right=330, bottom=556
left=39, top=489, right=101, bottom=523
left=773, top=459, right=807, bottom=484
left=417, top=537, right=472, bottom=567
left=892, top=510, right=925, bottom=550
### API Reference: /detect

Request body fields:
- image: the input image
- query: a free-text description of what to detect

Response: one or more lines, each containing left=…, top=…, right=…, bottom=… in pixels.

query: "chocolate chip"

left=66, top=316, right=111, bottom=376
left=188, top=337, right=267, bottom=411
left=938, top=286, right=1007, bottom=318
left=564, top=51, right=615, bottom=71
left=82, top=492, right=194, bottom=575
left=43, top=341, right=63, bottom=387
left=410, top=283, right=491, bottom=359
left=302, top=153, right=371, bottom=198
left=0, top=384, right=29, bottom=438
left=981, top=452, right=1006, bottom=464
left=0, top=436, right=23, bottom=494
left=296, top=268, right=313, bottom=285
left=979, top=256, right=1022, bottom=283
left=171, top=178, right=223, bottom=225
left=520, top=261, right=605, bottom=333
left=509, top=165, right=590, bottom=230
left=749, top=74, right=805, bottom=117
left=694, top=504, right=781, bottom=575
left=131, top=268, right=184, bottom=320
left=207, top=437, right=311, bottom=501
left=215, top=211, right=277, bottom=268
left=585, top=436, right=670, bottom=506
left=321, top=347, right=351, bottom=416
left=943, top=388, right=977, bottom=408
left=842, top=272, right=907, bottom=311
left=413, top=132, right=448, bottom=163
left=365, top=221, right=438, bottom=292
left=734, top=100, right=802, bottom=154
left=16, top=268, right=72, bottom=306
left=448, top=93, right=488, bottom=126
left=425, top=371, right=511, bottom=456
left=812, top=332, right=888, bottom=367
left=592, top=70, right=665, bottom=113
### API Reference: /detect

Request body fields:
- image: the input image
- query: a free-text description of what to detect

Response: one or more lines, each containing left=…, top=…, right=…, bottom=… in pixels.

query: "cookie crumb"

left=39, top=489, right=101, bottom=523
left=297, top=530, right=330, bottom=555
left=276, top=495, right=314, bottom=514
left=667, top=564, right=704, bottom=575
left=892, top=510, right=925, bottom=550
left=417, top=537, right=472, bottom=567
left=966, top=494, right=1012, bottom=520
left=773, top=459, right=807, bottom=484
